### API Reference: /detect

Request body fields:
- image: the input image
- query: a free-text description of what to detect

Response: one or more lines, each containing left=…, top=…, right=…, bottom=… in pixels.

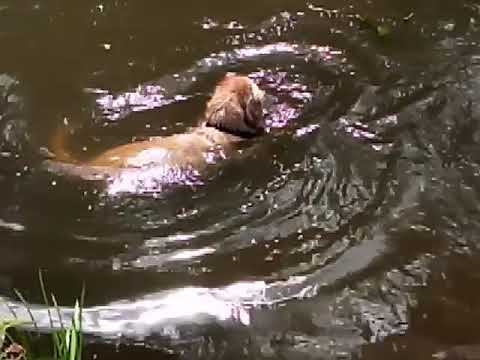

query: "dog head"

left=205, top=75, right=265, bottom=137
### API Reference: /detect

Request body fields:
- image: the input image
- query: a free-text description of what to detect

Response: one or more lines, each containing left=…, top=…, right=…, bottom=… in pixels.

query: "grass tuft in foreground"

left=0, top=270, right=85, bottom=360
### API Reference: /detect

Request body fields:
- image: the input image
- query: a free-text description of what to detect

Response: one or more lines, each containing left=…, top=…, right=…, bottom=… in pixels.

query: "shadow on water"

left=1, top=0, right=480, bottom=359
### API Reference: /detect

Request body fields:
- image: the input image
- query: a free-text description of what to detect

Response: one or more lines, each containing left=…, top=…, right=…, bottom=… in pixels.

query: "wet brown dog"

left=44, top=74, right=266, bottom=192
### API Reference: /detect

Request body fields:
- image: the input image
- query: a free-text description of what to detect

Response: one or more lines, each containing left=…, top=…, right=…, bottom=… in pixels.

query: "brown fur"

left=45, top=75, right=266, bottom=180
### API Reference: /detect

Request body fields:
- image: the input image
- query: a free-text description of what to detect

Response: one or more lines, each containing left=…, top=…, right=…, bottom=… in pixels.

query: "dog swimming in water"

left=44, top=74, right=267, bottom=194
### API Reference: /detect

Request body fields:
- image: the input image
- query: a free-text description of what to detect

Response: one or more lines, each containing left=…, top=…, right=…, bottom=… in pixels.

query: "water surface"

left=1, top=0, right=480, bottom=359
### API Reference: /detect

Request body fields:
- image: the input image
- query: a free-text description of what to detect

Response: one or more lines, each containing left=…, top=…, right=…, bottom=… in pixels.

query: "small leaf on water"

left=443, top=22, right=455, bottom=31
left=355, top=14, right=376, bottom=29
left=376, top=24, right=391, bottom=36
left=403, top=12, right=414, bottom=22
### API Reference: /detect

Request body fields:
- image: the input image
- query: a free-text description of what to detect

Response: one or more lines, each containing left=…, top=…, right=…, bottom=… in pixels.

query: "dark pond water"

left=1, top=0, right=480, bottom=359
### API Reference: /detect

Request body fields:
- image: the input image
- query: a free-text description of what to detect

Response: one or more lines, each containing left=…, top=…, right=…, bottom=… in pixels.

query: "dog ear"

left=205, top=75, right=265, bottom=136
left=205, top=98, right=256, bottom=135
left=245, top=95, right=264, bottom=129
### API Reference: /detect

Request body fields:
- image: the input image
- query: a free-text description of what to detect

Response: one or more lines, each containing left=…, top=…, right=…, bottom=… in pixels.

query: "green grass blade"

left=38, top=270, right=54, bottom=330
left=70, top=300, right=80, bottom=360
left=0, top=320, right=26, bottom=348
left=77, top=285, right=85, bottom=360
left=51, top=294, right=65, bottom=331
left=12, top=289, right=38, bottom=333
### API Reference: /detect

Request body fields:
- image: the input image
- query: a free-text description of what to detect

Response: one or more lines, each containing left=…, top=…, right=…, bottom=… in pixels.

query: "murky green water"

left=1, top=0, right=480, bottom=359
